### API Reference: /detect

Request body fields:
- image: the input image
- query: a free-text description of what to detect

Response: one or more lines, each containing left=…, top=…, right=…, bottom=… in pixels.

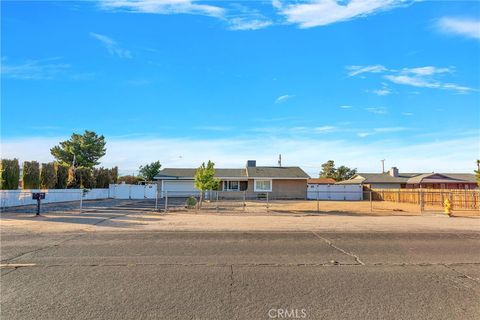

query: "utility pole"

left=381, top=159, right=385, bottom=173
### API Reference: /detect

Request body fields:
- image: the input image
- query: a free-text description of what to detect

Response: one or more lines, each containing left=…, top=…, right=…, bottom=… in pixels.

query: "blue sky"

left=1, top=0, right=479, bottom=176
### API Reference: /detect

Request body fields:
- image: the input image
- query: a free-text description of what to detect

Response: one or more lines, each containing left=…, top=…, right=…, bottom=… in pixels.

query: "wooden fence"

left=371, top=188, right=480, bottom=210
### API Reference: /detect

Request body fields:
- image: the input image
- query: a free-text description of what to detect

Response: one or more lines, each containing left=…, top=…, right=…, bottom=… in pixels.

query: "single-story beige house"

left=336, top=167, right=478, bottom=189
left=154, top=160, right=310, bottom=199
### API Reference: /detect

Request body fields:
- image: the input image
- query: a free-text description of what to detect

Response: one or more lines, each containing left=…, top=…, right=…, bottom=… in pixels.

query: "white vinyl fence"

left=307, top=184, right=363, bottom=201
left=109, top=184, right=157, bottom=200
left=0, top=189, right=111, bottom=208
left=0, top=184, right=158, bottom=208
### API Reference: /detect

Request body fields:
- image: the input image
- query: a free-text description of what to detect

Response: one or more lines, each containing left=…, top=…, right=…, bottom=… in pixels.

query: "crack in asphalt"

left=442, top=264, right=480, bottom=283
left=311, top=232, right=365, bottom=265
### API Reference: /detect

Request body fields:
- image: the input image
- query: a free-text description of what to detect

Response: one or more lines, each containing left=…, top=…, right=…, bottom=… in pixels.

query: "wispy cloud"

left=347, top=64, right=476, bottom=94
left=315, top=126, right=336, bottom=133
left=357, top=126, right=407, bottom=137
left=90, top=32, right=132, bottom=59
left=436, top=17, right=480, bottom=40
left=1, top=57, right=70, bottom=80
left=365, top=107, right=387, bottom=115
left=277, top=0, right=412, bottom=28
left=402, top=112, right=414, bottom=116
left=100, top=0, right=225, bottom=17
left=371, top=83, right=392, bottom=96
left=339, top=105, right=353, bottom=109
left=346, top=64, right=387, bottom=77
left=229, top=18, right=272, bottom=30
left=275, top=94, right=294, bottom=104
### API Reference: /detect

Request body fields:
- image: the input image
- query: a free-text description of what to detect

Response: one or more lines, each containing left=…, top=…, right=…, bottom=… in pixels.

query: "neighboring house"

left=154, top=160, right=310, bottom=199
left=307, top=178, right=336, bottom=192
left=337, top=167, right=478, bottom=189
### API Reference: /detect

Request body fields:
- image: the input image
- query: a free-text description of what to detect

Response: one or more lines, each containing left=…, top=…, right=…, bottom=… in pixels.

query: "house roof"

left=154, top=166, right=310, bottom=180
left=336, top=172, right=477, bottom=185
left=308, top=178, right=337, bottom=184
left=246, top=166, right=310, bottom=179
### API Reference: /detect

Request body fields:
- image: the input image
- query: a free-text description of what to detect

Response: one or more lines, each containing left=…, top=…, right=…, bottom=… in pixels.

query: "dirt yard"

left=197, top=199, right=479, bottom=217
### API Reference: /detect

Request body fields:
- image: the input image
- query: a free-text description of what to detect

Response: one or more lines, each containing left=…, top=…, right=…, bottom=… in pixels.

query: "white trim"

left=250, top=177, right=308, bottom=180
left=254, top=179, right=272, bottom=192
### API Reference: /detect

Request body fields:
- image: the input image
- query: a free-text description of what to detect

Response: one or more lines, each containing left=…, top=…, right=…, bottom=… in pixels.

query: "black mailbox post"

left=32, top=192, right=46, bottom=216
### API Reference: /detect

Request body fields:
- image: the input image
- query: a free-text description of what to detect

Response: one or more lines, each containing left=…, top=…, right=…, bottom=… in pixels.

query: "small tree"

left=55, top=163, right=69, bottom=189
left=194, top=161, right=220, bottom=208
left=0, top=159, right=20, bottom=190
left=23, top=161, right=40, bottom=189
left=40, top=162, right=57, bottom=189
left=50, top=130, right=106, bottom=168
left=139, top=161, right=162, bottom=181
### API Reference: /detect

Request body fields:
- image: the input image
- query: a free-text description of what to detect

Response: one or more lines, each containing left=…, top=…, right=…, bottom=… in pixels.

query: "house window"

left=223, top=180, right=240, bottom=191
left=254, top=179, right=272, bottom=192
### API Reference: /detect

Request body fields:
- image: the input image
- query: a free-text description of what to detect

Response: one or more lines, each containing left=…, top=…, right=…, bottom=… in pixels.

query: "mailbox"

left=32, top=192, right=46, bottom=200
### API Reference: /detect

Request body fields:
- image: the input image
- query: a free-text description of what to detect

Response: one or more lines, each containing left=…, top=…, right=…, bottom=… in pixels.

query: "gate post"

left=164, top=191, right=168, bottom=213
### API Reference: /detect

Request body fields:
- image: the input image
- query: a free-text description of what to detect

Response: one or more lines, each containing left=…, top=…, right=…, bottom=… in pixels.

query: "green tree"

left=139, top=161, right=162, bottom=181
left=319, top=160, right=357, bottom=182
left=50, top=130, right=106, bottom=168
left=55, top=164, right=69, bottom=189
left=319, top=160, right=336, bottom=179
left=195, top=161, right=220, bottom=207
left=0, top=159, right=20, bottom=190
left=23, top=161, right=40, bottom=189
left=333, top=165, right=357, bottom=182
left=40, top=162, right=57, bottom=189
left=93, top=167, right=111, bottom=188
left=110, top=166, right=118, bottom=184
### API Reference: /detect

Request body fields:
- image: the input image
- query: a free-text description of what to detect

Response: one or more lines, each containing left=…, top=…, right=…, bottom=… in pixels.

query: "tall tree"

left=139, top=161, right=162, bottom=181
left=319, top=160, right=357, bottom=182
left=333, top=165, right=357, bottom=182
left=23, top=161, right=40, bottom=189
left=195, top=161, right=220, bottom=207
left=50, top=130, right=106, bottom=168
left=0, top=159, right=20, bottom=190
left=55, top=164, right=69, bottom=189
left=110, top=166, right=118, bottom=184
left=319, top=160, right=336, bottom=179
left=40, top=162, right=57, bottom=189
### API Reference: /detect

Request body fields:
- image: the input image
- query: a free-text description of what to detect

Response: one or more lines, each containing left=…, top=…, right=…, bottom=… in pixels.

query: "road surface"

left=2, top=227, right=479, bottom=319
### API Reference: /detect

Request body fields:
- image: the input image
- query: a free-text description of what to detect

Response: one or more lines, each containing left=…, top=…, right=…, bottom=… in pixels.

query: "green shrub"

left=0, top=159, right=20, bottom=190
left=110, top=166, right=118, bottom=184
left=40, top=162, right=57, bottom=189
left=93, top=167, right=111, bottom=188
left=185, top=196, right=197, bottom=209
left=23, top=161, right=40, bottom=189
left=55, top=164, right=68, bottom=189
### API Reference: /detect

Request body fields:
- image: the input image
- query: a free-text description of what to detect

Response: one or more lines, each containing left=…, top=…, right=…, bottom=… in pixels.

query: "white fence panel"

left=0, top=189, right=110, bottom=208
left=307, top=184, right=363, bottom=201
left=108, top=184, right=157, bottom=199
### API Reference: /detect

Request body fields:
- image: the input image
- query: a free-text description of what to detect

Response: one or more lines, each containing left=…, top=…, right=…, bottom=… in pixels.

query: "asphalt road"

left=1, top=229, right=479, bottom=319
